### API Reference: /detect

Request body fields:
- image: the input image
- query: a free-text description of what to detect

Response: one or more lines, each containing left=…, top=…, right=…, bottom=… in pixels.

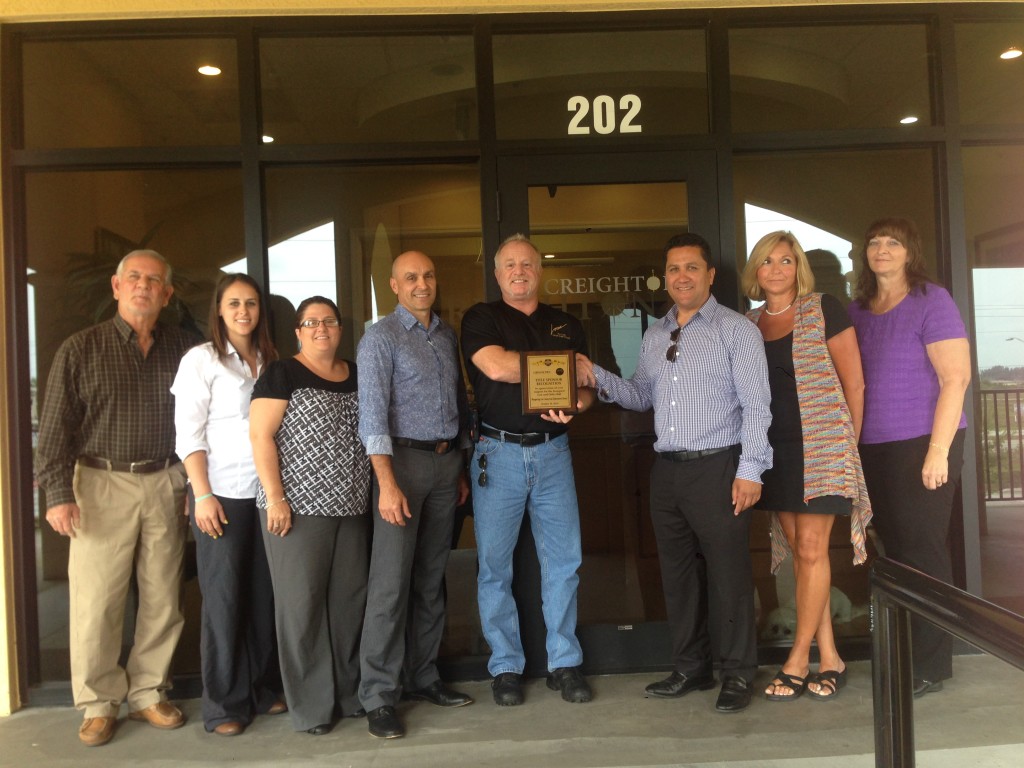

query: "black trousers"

left=649, top=447, right=757, bottom=682
left=859, top=429, right=966, bottom=682
left=191, top=494, right=281, bottom=730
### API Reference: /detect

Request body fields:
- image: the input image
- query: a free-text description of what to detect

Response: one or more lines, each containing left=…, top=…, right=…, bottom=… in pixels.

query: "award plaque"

left=520, top=350, right=578, bottom=415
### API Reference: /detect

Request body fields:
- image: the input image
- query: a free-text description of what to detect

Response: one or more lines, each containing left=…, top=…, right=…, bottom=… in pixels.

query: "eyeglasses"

left=298, top=317, right=340, bottom=329
left=477, top=453, right=487, bottom=487
left=666, top=327, right=681, bottom=362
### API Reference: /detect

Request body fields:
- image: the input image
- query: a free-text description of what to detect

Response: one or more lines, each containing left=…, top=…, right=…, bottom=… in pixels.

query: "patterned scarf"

left=749, top=293, right=872, bottom=573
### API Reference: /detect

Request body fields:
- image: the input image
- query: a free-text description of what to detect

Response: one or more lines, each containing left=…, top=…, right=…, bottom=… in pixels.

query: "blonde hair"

left=741, top=231, right=815, bottom=302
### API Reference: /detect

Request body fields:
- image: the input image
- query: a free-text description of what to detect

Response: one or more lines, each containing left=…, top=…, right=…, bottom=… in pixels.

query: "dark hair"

left=855, top=217, right=933, bottom=304
left=209, top=273, right=277, bottom=364
left=295, top=295, right=342, bottom=326
left=664, top=232, right=713, bottom=267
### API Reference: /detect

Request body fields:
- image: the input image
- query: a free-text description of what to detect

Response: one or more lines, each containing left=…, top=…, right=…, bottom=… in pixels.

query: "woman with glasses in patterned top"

left=249, top=296, right=371, bottom=735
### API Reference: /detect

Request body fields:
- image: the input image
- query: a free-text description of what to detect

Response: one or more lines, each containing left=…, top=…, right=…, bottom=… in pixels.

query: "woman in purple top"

left=848, top=217, right=971, bottom=698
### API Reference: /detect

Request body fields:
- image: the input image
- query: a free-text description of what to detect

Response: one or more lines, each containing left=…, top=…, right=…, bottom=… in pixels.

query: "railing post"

left=873, top=592, right=916, bottom=768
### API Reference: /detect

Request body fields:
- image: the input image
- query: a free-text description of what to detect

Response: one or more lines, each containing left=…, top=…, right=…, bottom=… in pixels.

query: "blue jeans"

left=470, top=430, right=583, bottom=676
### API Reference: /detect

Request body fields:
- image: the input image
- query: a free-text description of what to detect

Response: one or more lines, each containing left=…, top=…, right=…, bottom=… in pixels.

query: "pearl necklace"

left=763, top=301, right=794, bottom=316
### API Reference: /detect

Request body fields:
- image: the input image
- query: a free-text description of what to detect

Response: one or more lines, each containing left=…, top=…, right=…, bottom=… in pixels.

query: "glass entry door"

left=494, top=151, right=720, bottom=674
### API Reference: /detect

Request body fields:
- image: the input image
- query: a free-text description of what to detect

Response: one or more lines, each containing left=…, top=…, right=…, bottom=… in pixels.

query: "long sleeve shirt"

left=593, top=296, right=773, bottom=483
left=356, top=305, right=470, bottom=456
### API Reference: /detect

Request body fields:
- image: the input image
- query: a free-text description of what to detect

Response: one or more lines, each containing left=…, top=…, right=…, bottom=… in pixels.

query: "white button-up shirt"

left=171, top=340, right=263, bottom=498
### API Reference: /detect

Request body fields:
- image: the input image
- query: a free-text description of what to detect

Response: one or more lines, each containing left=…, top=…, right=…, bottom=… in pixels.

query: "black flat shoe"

left=491, top=672, right=524, bottom=706
left=406, top=680, right=474, bottom=708
left=306, top=723, right=332, bottom=735
left=644, top=670, right=716, bottom=699
left=913, top=679, right=944, bottom=698
left=715, top=676, right=753, bottom=713
left=367, top=706, right=405, bottom=739
left=546, top=666, right=592, bottom=703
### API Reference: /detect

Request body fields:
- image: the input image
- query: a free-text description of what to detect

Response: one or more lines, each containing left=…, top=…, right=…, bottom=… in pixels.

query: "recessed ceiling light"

left=1001, top=47, right=1022, bottom=60
left=262, top=135, right=274, bottom=143
left=543, top=253, right=555, bottom=259
left=197, top=65, right=222, bottom=76
left=900, top=116, right=919, bottom=125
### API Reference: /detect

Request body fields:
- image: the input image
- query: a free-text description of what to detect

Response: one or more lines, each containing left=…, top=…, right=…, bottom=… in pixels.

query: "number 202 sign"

left=567, top=94, right=642, bottom=135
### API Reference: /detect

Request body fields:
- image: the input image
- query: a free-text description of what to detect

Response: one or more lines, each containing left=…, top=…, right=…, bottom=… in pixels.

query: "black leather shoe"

left=491, top=673, right=524, bottom=706
left=913, top=679, right=944, bottom=698
left=406, top=680, right=474, bottom=708
left=306, top=723, right=332, bottom=735
left=367, top=706, right=405, bottom=739
left=644, top=670, right=716, bottom=699
left=546, top=666, right=593, bottom=703
left=715, top=676, right=753, bottom=713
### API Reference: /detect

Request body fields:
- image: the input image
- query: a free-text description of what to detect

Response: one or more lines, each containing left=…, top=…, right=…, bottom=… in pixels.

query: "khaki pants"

left=69, top=462, right=187, bottom=718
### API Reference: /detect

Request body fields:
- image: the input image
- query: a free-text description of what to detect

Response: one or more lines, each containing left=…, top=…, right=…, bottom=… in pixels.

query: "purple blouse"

left=848, top=285, right=967, bottom=444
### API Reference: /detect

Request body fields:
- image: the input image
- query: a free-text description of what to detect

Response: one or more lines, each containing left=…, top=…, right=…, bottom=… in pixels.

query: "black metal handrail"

left=979, top=387, right=1023, bottom=501
left=870, top=558, right=1024, bottom=767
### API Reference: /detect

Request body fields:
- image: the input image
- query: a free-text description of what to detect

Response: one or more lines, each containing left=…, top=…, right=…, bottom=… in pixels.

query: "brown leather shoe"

left=266, top=700, right=288, bottom=716
left=213, top=721, right=244, bottom=736
left=79, top=716, right=116, bottom=747
left=129, top=702, right=185, bottom=730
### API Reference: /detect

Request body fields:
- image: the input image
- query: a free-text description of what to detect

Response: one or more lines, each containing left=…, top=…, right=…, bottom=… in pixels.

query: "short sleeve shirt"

left=763, top=293, right=851, bottom=443
left=251, top=357, right=370, bottom=516
left=848, top=285, right=968, bottom=444
left=461, top=301, right=587, bottom=434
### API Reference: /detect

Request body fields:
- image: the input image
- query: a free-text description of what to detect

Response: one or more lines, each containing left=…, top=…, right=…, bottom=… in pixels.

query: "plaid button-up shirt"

left=36, top=313, right=199, bottom=506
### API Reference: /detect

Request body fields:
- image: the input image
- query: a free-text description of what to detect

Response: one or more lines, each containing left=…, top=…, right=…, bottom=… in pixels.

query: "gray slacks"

left=358, top=445, right=461, bottom=710
left=261, top=510, right=369, bottom=731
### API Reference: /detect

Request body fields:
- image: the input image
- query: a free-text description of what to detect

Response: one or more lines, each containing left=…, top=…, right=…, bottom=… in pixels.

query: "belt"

left=78, top=455, right=179, bottom=474
left=479, top=425, right=565, bottom=447
left=657, top=444, right=738, bottom=463
left=393, top=437, right=457, bottom=454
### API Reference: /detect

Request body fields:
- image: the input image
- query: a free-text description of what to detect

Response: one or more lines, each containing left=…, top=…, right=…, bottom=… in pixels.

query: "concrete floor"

left=1, top=656, right=1022, bottom=768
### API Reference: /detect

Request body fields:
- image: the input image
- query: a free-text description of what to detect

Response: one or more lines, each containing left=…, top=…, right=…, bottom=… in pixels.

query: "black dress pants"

left=649, top=447, right=757, bottom=682
left=191, top=494, right=281, bottom=730
left=859, top=429, right=966, bottom=682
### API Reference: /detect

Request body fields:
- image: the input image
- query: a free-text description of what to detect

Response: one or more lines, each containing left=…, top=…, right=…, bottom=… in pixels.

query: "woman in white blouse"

left=171, top=273, right=284, bottom=736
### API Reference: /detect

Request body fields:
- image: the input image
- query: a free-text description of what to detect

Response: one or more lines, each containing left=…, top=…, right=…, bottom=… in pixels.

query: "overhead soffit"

left=0, top=0, right=998, bottom=24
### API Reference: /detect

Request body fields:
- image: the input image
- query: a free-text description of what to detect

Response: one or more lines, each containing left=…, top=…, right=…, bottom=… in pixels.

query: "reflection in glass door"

left=529, top=180, right=686, bottom=648
left=964, top=145, right=1024, bottom=617
left=496, top=151, right=718, bottom=672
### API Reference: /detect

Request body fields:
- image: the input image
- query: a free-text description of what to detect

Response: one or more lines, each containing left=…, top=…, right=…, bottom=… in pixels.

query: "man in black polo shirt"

left=461, top=233, right=595, bottom=707
left=37, top=250, right=197, bottom=746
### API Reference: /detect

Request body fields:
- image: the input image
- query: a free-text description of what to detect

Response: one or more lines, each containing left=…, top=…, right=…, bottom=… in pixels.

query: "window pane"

left=23, top=39, right=240, bottom=148
left=263, top=163, right=484, bottom=359
left=28, top=168, right=244, bottom=681
left=956, top=23, right=1024, bottom=126
left=260, top=36, right=477, bottom=144
left=730, top=25, right=932, bottom=132
left=493, top=29, right=708, bottom=140
left=964, top=145, right=1024, bottom=615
